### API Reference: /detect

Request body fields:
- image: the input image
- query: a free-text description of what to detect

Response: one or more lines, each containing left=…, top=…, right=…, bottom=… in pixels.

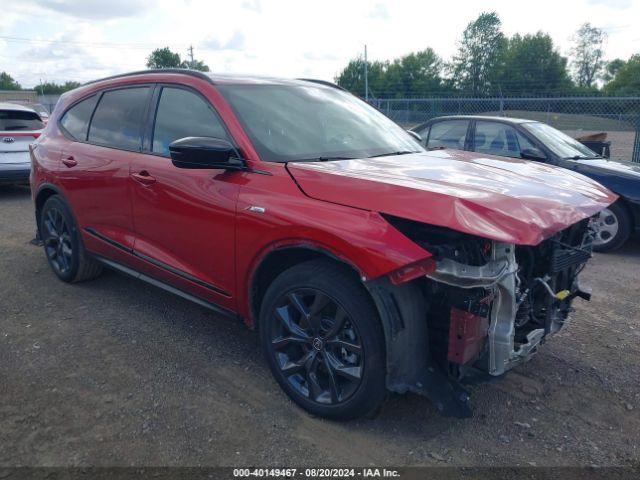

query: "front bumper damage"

left=368, top=225, right=593, bottom=418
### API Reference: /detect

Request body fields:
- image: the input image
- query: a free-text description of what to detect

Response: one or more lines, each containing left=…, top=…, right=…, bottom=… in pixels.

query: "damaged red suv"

left=31, top=70, right=616, bottom=420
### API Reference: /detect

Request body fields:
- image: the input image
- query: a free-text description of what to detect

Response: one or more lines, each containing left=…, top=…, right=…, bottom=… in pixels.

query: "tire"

left=592, top=201, right=631, bottom=253
left=40, top=195, right=103, bottom=283
left=259, top=259, right=386, bottom=420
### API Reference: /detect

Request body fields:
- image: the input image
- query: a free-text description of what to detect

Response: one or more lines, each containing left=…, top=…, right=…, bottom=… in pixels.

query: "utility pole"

left=187, top=45, right=195, bottom=69
left=364, top=44, right=369, bottom=102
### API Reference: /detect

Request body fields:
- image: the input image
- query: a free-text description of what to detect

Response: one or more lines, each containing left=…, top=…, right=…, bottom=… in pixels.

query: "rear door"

left=0, top=107, right=43, bottom=177
left=129, top=85, right=239, bottom=309
left=58, top=86, right=151, bottom=260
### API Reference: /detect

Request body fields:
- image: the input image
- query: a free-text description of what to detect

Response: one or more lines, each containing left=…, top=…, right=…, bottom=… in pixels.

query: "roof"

left=0, top=101, right=37, bottom=113
left=84, top=69, right=340, bottom=89
left=427, top=115, right=538, bottom=124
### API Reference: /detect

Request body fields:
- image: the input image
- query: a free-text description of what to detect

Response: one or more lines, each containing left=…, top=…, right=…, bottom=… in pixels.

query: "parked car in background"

left=31, top=70, right=615, bottom=420
left=30, top=103, right=50, bottom=126
left=0, top=102, right=44, bottom=185
left=412, top=116, right=640, bottom=252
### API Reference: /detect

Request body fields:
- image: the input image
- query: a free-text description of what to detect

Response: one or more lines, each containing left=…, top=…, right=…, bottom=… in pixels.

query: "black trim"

left=134, top=251, right=230, bottom=297
left=92, top=254, right=237, bottom=320
left=84, top=227, right=230, bottom=297
left=84, top=227, right=132, bottom=253
left=296, top=78, right=346, bottom=91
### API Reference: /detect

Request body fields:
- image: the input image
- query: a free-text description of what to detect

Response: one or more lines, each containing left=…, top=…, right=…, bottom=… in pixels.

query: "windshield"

left=0, top=109, right=44, bottom=131
left=523, top=122, right=598, bottom=159
left=217, top=84, right=422, bottom=162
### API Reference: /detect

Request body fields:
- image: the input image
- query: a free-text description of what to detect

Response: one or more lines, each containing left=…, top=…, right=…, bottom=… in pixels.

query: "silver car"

left=0, top=102, right=44, bottom=185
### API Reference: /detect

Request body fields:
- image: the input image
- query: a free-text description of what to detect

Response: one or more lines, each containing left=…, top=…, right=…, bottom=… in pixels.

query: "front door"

left=129, top=85, right=239, bottom=310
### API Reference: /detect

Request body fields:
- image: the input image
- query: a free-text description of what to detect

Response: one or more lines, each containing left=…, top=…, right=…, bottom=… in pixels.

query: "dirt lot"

left=1, top=185, right=639, bottom=468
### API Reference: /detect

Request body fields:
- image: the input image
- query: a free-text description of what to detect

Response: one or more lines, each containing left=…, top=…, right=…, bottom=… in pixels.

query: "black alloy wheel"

left=42, top=206, right=73, bottom=276
left=40, top=195, right=103, bottom=283
left=269, top=288, right=364, bottom=405
left=260, top=259, right=386, bottom=420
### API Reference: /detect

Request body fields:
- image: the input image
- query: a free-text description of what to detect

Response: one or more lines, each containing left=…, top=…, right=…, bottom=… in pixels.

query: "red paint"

left=447, top=308, right=489, bottom=365
left=30, top=71, right=616, bottom=326
left=288, top=150, right=617, bottom=246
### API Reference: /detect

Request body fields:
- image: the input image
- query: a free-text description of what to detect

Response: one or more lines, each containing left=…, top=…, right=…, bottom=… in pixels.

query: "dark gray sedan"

left=412, top=116, right=640, bottom=252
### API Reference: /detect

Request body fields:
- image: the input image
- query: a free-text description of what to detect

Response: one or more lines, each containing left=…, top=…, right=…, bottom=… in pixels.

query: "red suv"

left=31, top=70, right=615, bottom=420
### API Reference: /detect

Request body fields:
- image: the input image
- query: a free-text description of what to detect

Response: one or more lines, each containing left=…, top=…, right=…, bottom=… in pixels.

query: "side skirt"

left=92, top=254, right=239, bottom=321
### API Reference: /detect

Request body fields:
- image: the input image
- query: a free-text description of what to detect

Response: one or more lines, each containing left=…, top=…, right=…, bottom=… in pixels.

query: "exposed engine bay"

left=381, top=215, right=594, bottom=399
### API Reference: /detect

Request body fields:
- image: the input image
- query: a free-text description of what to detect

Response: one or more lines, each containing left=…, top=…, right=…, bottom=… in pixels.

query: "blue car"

left=412, top=116, right=640, bottom=252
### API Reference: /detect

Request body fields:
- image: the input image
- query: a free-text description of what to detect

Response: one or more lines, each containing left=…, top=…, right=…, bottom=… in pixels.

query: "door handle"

left=62, top=155, right=77, bottom=168
left=131, top=171, right=156, bottom=186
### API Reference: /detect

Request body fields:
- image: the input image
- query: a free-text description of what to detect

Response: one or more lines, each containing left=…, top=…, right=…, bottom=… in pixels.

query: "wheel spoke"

left=307, top=369, right=324, bottom=401
left=275, top=305, right=311, bottom=340
left=323, top=306, right=348, bottom=339
left=288, top=292, right=310, bottom=319
left=326, top=338, right=362, bottom=355
left=325, top=351, right=362, bottom=381
left=281, top=350, right=316, bottom=377
left=322, top=354, right=340, bottom=403
left=272, top=335, right=309, bottom=350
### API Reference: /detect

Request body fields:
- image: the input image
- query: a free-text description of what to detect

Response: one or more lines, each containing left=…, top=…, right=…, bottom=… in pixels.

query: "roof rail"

left=297, top=78, right=346, bottom=91
left=83, top=69, right=213, bottom=86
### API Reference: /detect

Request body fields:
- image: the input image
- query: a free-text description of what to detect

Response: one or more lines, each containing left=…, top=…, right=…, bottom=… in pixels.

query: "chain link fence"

left=368, top=97, right=640, bottom=163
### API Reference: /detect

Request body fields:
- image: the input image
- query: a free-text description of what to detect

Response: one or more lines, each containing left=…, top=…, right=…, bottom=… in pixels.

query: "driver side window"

left=152, top=87, right=229, bottom=156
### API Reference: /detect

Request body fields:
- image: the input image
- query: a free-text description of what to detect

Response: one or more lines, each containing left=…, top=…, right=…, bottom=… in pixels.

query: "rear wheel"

left=40, top=195, right=103, bottom=282
left=259, top=259, right=386, bottom=420
left=592, top=202, right=631, bottom=252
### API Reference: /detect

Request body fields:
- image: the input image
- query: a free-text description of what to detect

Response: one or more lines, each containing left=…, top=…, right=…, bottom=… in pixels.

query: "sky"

left=2, top=0, right=639, bottom=89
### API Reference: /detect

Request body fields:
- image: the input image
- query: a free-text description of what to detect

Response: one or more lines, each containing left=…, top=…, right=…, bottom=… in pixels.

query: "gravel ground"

left=1, top=185, right=639, bottom=467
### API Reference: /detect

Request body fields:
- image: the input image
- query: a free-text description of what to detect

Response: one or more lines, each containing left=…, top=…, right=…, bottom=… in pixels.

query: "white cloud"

left=1, top=0, right=639, bottom=88
left=26, top=0, right=153, bottom=19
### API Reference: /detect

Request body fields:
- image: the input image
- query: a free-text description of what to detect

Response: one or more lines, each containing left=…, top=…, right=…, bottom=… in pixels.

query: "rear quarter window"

left=88, top=87, right=150, bottom=150
left=0, top=109, right=44, bottom=131
left=60, top=95, right=99, bottom=141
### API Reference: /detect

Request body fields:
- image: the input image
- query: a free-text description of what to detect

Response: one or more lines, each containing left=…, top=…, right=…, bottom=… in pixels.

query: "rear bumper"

left=0, top=167, right=30, bottom=185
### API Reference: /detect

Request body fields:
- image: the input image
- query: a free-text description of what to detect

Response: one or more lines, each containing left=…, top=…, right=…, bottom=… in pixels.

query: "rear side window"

left=427, top=120, right=469, bottom=150
left=0, top=109, right=44, bottom=131
left=88, top=87, right=149, bottom=150
left=60, top=95, right=98, bottom=141
left=152, top=87, right=229, bottom=156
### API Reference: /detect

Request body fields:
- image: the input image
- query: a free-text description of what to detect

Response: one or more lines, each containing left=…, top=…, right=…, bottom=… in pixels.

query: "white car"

left=0, top=102, right=44, bottom=185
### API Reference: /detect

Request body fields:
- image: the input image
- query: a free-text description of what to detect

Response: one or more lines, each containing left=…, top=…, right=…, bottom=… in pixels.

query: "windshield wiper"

left=367, top=150, right=417, bottom=158
left=289, top=156, right=357, bottom=163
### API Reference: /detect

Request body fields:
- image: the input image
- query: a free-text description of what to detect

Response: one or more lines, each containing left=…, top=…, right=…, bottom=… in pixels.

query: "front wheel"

left=591, top=201, right=631, bottom=252
left=259, top=259, right=386, bottom=420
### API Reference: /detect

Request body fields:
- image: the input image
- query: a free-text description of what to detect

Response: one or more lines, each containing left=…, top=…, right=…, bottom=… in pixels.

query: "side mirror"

left=169, top=137, right=245, bottom=170
left=407, top=130, right=422, bottom=142
left=520, top=147, right=547, bottom=162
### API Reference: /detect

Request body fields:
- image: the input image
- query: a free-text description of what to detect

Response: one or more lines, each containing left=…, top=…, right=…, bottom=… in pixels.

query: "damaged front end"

left=368, top=215, right=595, bottom=417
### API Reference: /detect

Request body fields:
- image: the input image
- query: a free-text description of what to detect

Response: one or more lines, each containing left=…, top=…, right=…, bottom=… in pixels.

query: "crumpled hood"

left=287, top=149, right=617, bottom=246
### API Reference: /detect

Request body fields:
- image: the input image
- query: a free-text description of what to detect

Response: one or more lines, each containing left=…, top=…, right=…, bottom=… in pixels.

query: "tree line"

left=335, top=12, right=640, bottom=98
left=2, top=14, right=639, bottom=98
